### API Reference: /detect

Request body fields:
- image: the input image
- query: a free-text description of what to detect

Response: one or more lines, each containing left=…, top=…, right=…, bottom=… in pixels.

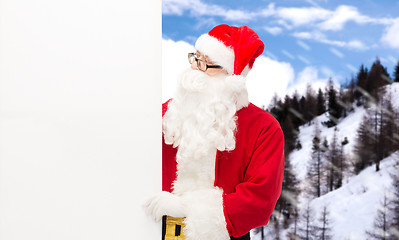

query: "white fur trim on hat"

left=195, top=34, right=235, bottom=75
left=182, top=188, right=230, bottom=240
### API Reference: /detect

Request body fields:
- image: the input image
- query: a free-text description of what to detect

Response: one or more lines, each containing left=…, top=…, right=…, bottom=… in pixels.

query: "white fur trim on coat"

left=225, top=75, right=249, bottom=111
left=195, top=34, right=235, bottom=75
left=182, top=188, right=230, bottom=240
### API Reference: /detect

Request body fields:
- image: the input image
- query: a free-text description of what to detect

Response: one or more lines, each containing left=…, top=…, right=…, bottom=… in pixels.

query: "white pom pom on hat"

left=195, top=24, right=265, bottom=77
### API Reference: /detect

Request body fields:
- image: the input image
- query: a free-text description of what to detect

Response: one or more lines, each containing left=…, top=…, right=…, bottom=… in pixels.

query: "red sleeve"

left=162, top=99, right=172, bottom=117
left=162, top=99, right=177, bottom=193
left=223, top=122, right=285, bottom=237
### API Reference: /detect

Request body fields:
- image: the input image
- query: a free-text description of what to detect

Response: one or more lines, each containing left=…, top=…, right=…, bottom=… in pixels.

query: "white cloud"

left=259, top=3, right=276, bottom=17
left=246, top=56, right=294, bottom=108
left=387, top=55, right=398, bottom=65
left=194, top=18, right=217, bottom=30
left=287, top=66, right=328, bottom=96
left=223, top=9, right=254, bottom=21
left=306, top=0, right=320, bottom=8
left=163, top=0, right=193, bottom=15
left=330, top=47, right=344, bottom=58
left=163, top=0, right=257, bottom=21
left=346, top=40, right=367, bottom=49
left=293, top=32, right=314, bottom=39
left=297, top=66, right=319, bottom=84
left=297, top=40, right=311, bottom=51
left=381, top=18, right=399, bottom=51
left=293, top=31, right=368, bottom=50
left=320, top=66, right=335, bottom=78
left=346, top=64, right=358, bottom=73
left=298, top=55, right=311, bottom=65
left=265, top=51, right=278, bottom=60
left=162, top=38, right=195, bottom=101
left=264, top=26, right=283, bottom=35
left=276, top=6, right=331, bottom=27
left=281, top=49, right=295, bottom=59
left=317, top=5, right=371, bottom=31
left=276, top=5, right=393, bottom=31
left=161, top=38, right=294, bottom=108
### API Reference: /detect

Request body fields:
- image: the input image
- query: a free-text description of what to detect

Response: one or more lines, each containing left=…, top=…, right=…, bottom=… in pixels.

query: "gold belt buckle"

left=164, top=216, right=186, bottom=240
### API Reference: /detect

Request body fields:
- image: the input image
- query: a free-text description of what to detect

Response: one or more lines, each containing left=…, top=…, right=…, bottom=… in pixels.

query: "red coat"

left=162, top=101, right=285, bottom=237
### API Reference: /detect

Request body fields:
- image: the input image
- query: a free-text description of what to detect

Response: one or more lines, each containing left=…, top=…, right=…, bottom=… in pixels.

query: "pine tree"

left=286, top=207, right=300, bottom=240
left=389, top=160, right=399, bottom=239
left=305, top=84, right=317, bottom=122
left=272, top=217, right=281, bottom=240
left=277, top=157, right=300, bottom=229
left=282, top=115, right=297, bottom=155
left=394, top=108, right=399, bottom=152
left=290, top=91, right=305, bottom=128
left=268, top=93, right=282, bottom=114
left=347, top=76, right=356, bottom=103
left=326, top=128, right=341, bottom=191
left=367, top=58, right=391, bottom=105
left=381, top=93, right=396, bottom=158
left=300, top=96, right=309, bottom=124
left=371, top=101, right=388, bottom=172
left=297, top=203, right=317, bottom=240
left=395, top=109, right=399, bottom=153
left=355, top=64, right=369, bottom=105
left=337, top=137, right=348, bottom=188
left=321, top=138, right=329, bottom=195
left=307, top=122, right=323, bottom=197
left=339, top=79, right=355, bottom=117
left=366, top=193, right=391, bottom=240
left=325, top=78, right=343, bottom=128
left=353, top=113, right=375, bottom=174
left=317, top=88, right=326, bottom=116
left=314, top=206, right=333, bottom=240
left=394, top=61, right=399, bottom=83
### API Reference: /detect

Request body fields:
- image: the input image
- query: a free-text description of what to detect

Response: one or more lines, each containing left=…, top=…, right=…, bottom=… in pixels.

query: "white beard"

left=163, top=68, right=248, bottom=194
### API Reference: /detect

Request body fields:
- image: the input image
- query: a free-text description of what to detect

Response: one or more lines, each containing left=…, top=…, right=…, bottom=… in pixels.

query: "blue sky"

left=162, top=0, right=399, bottom=91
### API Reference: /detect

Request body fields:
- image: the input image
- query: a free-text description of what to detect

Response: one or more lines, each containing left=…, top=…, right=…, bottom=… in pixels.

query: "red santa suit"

left=162, top=101, right=285, bottom=237
left=144, top=24, right=285, bottom=240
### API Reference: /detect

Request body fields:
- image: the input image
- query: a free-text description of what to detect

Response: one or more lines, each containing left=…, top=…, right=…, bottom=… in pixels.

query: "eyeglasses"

left=188, top=52, right=222, bottom=72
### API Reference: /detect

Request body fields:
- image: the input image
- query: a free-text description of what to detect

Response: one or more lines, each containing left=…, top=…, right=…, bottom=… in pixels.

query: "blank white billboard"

left=0, top=0, right=161, bottom=239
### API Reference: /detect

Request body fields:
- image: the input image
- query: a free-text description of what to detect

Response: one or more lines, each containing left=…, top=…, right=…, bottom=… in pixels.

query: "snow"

left=253, top=83, right=399, bottom=239
left=290, top=106, right=367, bottom=181
left=310, top=152, right=398, bottom=240
left=387, top=82, right=399, bottom=109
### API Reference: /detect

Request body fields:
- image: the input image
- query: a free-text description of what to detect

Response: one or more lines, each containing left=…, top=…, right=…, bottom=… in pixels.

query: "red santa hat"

left=195, top=24, right=264, bottom=77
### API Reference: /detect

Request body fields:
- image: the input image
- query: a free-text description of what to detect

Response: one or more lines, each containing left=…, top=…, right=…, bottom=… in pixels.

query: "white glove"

left=143, top=191, right=187, bottom=222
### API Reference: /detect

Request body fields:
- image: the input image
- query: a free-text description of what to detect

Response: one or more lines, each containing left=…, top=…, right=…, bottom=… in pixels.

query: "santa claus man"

left=144, top=24, right=285, bottom=240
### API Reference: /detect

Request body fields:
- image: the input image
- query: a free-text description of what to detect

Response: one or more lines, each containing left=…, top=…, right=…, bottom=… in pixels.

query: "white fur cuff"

left=143, top=191, right=187, bottom=222
left=182, top=188, right=230, bottom=240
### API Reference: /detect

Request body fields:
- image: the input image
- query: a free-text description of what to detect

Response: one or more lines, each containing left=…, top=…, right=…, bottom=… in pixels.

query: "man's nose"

left=190, top=60, right=198, bottom=70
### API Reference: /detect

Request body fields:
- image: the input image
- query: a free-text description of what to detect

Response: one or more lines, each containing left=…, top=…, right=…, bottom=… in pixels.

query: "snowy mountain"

left=253, top=82, right=399, bottom=240
left=309, top=152, right=398, bottom=240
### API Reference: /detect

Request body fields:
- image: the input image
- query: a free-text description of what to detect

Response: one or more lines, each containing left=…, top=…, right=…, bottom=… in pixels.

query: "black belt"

left=231, top=232, right=250, bottom=240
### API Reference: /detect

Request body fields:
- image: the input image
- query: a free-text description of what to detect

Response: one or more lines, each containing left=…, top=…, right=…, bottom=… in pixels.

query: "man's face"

left=190, top=51, right=228, bottom=76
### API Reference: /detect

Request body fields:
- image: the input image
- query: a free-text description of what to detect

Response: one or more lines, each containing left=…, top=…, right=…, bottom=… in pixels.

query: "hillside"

left=253, top=82, right=399, bottom=239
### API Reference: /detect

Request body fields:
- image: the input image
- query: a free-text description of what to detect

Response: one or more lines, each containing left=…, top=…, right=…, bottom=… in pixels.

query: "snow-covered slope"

left=253, top=82, right=399, bottom=240
left=291, top=82, right=399, bottom=182
left=310, top=152, right=398, bottom=239
left=290, top=106, right=366, bottom=181
left=388, top=82, right=399, bottom=109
